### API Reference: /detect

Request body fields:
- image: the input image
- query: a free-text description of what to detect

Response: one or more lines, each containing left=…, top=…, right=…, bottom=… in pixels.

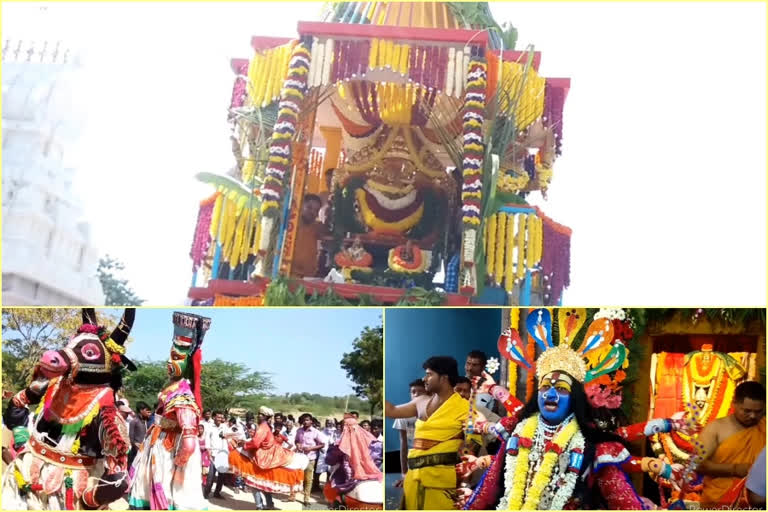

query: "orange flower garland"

left=525, top=311, right=536, bottom=402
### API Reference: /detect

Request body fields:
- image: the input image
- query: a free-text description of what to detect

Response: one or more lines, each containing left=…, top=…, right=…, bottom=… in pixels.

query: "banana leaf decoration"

left=558, top=308, right=586, bottom=347
left=585, top=342, right=627, bottom=382
left=196, top=172, right=261, bottom=214
left=526, top=308, right=554, bottom=351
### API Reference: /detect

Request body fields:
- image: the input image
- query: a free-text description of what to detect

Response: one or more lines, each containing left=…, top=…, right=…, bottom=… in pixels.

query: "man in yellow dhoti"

left=385, top=356, right=469, bottom=510
left=699, top=381, right=766, bottom=508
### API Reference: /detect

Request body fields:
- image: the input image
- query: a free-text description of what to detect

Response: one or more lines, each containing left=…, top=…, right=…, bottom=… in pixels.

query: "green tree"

left=121, top=360, right=169, bottom=407
left=1, top=308, right=122, bottom=392
left=340, top=323, right=383, bottom=416
left=98, top=255, right=144, bottom=306
left=121, top=359, right=273, bottom=414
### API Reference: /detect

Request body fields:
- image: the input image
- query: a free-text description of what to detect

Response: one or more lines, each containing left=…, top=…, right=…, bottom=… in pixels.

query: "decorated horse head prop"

left=2, top=308, right=137, bottom=510
left=37, top=307, right=137, bottom=387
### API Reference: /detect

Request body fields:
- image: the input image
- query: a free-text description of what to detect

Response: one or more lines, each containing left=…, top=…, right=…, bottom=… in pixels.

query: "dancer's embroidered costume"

left=128, top=312, right=211, bottom=510
left=2, top=309, right=136, bottom=510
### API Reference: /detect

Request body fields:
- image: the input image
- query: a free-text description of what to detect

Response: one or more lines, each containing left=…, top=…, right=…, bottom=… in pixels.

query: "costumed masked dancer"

left=228, top=406, right=308, bottom=509
left=2, top=308, right=137, bottom=510
left=463, top=309, right=686, bottom=510
left=128, top=312, right=211, bottom=509
left=323, top=414, right=383, bottom=510
left=462, top=371, right=695, bottom=507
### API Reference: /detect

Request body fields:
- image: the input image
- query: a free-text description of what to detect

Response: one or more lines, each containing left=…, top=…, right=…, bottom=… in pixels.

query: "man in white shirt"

left=282, top=419, right=297, bottom=450
left=200, top=409, right=214, bottom=434
left=392, top=379, right=428, bottom=487
left=204, top=411, right=231, bottom=499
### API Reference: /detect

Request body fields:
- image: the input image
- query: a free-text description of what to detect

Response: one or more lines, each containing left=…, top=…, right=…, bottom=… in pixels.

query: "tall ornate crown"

left=498, top=308, right=627, bottom=384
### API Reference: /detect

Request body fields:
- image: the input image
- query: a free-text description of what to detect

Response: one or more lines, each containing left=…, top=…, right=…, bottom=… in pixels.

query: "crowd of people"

left=387, top=348, right=766, bottom=510
left=1, top=309, right=384, bottom=511
left=113, top=399, right=383, bottom=509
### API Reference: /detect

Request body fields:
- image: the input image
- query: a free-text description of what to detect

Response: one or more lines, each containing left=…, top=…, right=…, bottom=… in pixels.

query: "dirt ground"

left=109, top=484, right=331, bottom=510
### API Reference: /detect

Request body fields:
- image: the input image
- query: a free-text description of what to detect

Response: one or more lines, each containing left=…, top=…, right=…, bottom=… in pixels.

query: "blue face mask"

left=538, top=374, right=572, bottom=424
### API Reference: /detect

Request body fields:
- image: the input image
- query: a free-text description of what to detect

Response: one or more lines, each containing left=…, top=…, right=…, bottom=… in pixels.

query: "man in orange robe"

left=698, top=381, right=766, bottom=507
left=291, top=195, right=327, bottom=279
left=229, top=406, right=307, bottom=509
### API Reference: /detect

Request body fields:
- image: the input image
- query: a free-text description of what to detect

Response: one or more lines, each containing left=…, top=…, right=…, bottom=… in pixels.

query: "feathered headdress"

left=497, top=308, right=627, bottom=383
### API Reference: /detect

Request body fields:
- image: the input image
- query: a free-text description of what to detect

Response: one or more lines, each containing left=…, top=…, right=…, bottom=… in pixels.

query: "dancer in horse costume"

left=2, top=308, right=136, bottom=510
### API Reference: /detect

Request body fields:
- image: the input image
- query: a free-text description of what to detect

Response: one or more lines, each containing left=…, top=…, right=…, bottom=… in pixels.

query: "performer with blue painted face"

left=459, top=310, right=685, bottom=510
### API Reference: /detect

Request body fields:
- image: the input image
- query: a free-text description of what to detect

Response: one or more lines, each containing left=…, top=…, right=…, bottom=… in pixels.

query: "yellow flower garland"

left=507, top=416, right=538, bottom=510
left=504, top=213, right=516, bottom=292
left=516, top=213, right=527, bottom=280
left=485, top=213, right=496, bottom=271
left=241, top=159, right=256, bottom=184
left=521, top=418, right=579, bottom=510
left=525, top=213, right=537, bottom=271
left=209, top=194, right=224, bottom=240
left=508, top=308, right=519, bottom=404
left=494, top=213, right=506, bottom=286
left=227, top=210, right=246, bottom=265
left=498, top=172, right=530, bottom=194
left=528, top=215, right=542, bottom=267
left=104, top=339, right=125, bottom=355
left=388, top=247, right=430, bottom=273
left=537, top=167, right=553, bottom=191
left=399, top=44, right=410, bottom=75
left=355, top=188, right=424, bottom=233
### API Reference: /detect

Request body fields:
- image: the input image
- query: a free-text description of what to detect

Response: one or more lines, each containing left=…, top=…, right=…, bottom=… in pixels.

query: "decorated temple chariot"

left=187, top=2, right=571, bottom=306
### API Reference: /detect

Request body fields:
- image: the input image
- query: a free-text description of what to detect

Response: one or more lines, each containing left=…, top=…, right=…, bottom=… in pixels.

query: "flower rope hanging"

left=190, top=192, right=218, bottom=272
left=458, top=45, right=486, bottom=296
left=257, top=37, right=312, bottom=259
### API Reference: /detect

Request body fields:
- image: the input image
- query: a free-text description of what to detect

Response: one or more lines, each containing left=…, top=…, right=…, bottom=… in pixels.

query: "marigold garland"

left=259, top=39, right=311, bottom=219
left=522, top=418, right=578, bottom=509
left=486, top=213, right=497, bottom=275
left=526, top=326, right=536, bottom=401
left=498, top=61, right=546, bottom=131
left=248, top=44, right=293, bottom=108
left=508, top=308, right=520, bottom=409
left=388, top=245, right=431, bottom=273
left=191, top=193, right=217, bottom=272
left=214, top=294, right=264, bottom=306
left=209, top=194, right=224, bottom=240
left=494, top=213, right=506, bottom=286
left=537, top=166, right=553, bottom=192
left=516, top=213, right=528, bottom=280
left=355, top=188, right=424, bottom=234
left=460, top=48, right=486, bottom=228
left=498, top=171, right=530, bottom=194
left=506, top=416, right=538, bottom=510
left=528, top=215, right=542, bottom=267
left=504, top=213, right=516, bottom=292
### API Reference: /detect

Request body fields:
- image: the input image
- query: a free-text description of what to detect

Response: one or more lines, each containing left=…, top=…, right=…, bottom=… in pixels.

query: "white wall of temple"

left=2, top=40, right=104, bottom=305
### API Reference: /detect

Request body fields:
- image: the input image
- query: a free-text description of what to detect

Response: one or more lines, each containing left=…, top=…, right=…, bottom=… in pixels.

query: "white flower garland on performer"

left=497, top=413, right=585, bottom=511
left=594, top=308, right=626, bottom=321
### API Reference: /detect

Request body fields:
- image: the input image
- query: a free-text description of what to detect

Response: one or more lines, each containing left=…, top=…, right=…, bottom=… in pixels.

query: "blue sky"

left=98, top=308, right=381, bottom=396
